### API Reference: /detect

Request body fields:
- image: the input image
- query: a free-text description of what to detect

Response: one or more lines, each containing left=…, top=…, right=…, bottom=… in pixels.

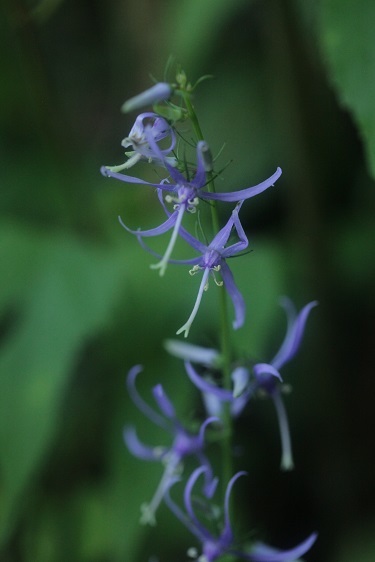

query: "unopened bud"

left=121, top=83, right=172, bottom=113
left=198, top=141, right=213, bottom=172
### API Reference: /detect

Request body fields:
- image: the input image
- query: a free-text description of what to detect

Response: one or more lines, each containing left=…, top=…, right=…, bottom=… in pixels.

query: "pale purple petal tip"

left=122, top=83, right=172, bottom=113
left=250, top=532, right=317, bottom=562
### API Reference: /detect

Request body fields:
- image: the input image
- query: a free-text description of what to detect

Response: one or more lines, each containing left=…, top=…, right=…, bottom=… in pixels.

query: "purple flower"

left=121, top=82, right=172, bottom=113
left=180, top=299, right=318, bottom=469
left=134, top=201, right=248, bottom=337
left=102, top=112, right=177, bottom=172
left=124, top=365, right=218, bottom=525
left=102, top=125, right=282, bottom=276
left=165, top=466, right=317, bottom=562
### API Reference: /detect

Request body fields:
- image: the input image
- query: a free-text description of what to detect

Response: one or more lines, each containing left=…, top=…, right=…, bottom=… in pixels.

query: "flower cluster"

left=102, top=73, right=317, bottom=562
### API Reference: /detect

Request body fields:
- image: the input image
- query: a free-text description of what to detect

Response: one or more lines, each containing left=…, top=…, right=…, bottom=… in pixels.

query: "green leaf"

left=319, top=0, right=375, bottom=178
left=0, top=222, right=127, bottom=545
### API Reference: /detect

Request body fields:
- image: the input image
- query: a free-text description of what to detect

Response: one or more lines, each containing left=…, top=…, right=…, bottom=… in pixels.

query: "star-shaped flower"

left=169, top=299, right=317, bottom=468
left=124, top=365, right=218, bottom=525
left=102, top=124, right=281, bottom=276
left=165, top=466, right=317, bottom=562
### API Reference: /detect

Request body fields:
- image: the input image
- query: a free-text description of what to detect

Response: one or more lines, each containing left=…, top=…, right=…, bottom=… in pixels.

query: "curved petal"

left=271, top=300, right=318, bottom=370
left=232, top=367, right=250, bottom=398
left=163, top=479, right=209, bottom=543
left=184, top=466, right=213, bottom=541
left=126, top=366, right=169, bottom=430
left=253, top=363, right=282, bottom=383
left=272, top=391, right=294, bottom=471
left=220, top=261, right=245, bottom=330
left=123, top=426, right=163, bottom=461
left=100, top=166, right=175, bottom=191
left=184, top=361, right=233, bottom=401
left=222, top=471, right=247, bottom=543
left=118, top=211, right=178, bottom=237
left=249, top=532, right=317, bottom=562
left=200, top=167, right=282, bottom=202
left=152, top=384, right=177, bottom=420
left=198, top=416, right=221, bottom=447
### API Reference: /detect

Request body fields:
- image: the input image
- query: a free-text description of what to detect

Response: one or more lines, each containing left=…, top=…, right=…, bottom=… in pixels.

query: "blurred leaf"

left=162, top=0, right=253, bottom=67
left=0, top=222, right=127, bottom=545
left=319, top=0, right=375, bottom=179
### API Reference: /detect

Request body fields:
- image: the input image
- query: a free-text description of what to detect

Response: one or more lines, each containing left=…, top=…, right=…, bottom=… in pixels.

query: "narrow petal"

left=222, top=471, right=247, bottom=543
left=272, top=391, right=294, bottom=471
left=152, top=384, right=177, bottom=419
left=118, top=211, right=178, bottom=237
left=232, top=367, right=250, bottom=398
left=126, top=366, right=169, bottom=430
left=198, top=416, right=221, bottom=447
left=272, top=300, right=318, bottom=370
left=200, top=167, right=282, bottom=202
left=253, top=363, right=283, bottom=383
left=184, top=361, right=233, bottom=401
left=100, top=166, right=175, bottom=191
left=164, top=339, right=221, bottom=367
left=249, top=532, right=317, bottom=562
left=150, top=203, right=186, bottom=276
left=220, top=261, right=246, bottom=330
left=184, top=466, right=213, bottom=540
left=164, top=479, right=209, bottom=543
left=123, top=426, right=162, bottom=461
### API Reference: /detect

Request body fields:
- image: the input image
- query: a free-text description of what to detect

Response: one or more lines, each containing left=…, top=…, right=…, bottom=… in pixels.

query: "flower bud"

left=121, top=83, right=172, bottom=113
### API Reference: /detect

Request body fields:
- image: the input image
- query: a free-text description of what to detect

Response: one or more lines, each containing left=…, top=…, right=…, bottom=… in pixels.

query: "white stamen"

left=189, top=265, right=201, bottom=276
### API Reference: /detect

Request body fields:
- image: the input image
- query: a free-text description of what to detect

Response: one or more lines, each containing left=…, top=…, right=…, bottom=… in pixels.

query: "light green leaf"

left=319, top=0, right=375, bottom=178
left=0, top=222, right=127, bottom=544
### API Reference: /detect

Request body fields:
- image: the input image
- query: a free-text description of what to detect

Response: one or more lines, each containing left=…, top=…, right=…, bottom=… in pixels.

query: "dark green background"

left=1, top=0, right=374, bottom=560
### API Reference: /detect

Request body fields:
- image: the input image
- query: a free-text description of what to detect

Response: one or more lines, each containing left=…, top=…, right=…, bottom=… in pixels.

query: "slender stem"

left=182, top=90, right=233, bottom=495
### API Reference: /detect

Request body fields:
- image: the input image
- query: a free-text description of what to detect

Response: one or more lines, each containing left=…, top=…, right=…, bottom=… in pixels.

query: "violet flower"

left=103, top=112, right=177, bottom=172
left=179, top=299, right=318, bottom=469
left=121, top=82, right=172, bottom=113
left=124, top=365, right=218, bottom=525
left=165, top=465, right=317, bottom=562
left=102, top=125, right=282, bottom=276
left=134, top=201, right=248, bottom=337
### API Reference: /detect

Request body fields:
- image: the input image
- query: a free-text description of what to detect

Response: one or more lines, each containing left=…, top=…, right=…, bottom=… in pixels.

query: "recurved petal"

left=249, top=532, right=318, bottom=562
left=200, top=167, right=282, bottom=202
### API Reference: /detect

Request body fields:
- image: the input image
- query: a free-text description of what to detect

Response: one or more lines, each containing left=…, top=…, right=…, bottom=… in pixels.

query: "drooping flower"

left=102, top=125, right=282, bottom=276
left=124, top=365, right=219, bottom=525
left=103, top=112, right=177, bottom=172
left=134, top=201, right=248, bottom=337
left=175, top=299, right=317, bottom=469
left=121, top=82, right=172, bottom=113
left=165, top=465, right=317, bottom=562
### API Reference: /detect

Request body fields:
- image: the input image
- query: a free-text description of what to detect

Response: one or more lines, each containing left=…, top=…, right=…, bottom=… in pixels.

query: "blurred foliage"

left=0, top=0, right=374, bottom=561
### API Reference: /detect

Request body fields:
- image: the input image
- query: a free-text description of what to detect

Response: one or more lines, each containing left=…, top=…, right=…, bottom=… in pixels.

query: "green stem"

left=181, top=90, right=233, bottom=495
